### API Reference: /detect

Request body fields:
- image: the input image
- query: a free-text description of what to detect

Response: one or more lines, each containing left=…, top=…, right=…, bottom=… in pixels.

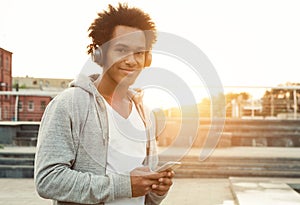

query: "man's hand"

left=130, top=167, right=168, bottom=197
left=151, top=170, right=174, bottom=196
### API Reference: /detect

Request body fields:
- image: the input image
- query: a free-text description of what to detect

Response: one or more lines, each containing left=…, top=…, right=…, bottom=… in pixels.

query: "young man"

left=34, top=3, right=174, bottom=205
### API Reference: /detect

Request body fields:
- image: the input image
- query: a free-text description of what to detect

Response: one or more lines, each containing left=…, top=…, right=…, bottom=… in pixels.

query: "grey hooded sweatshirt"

left=34, top=74, right=165, bottom=205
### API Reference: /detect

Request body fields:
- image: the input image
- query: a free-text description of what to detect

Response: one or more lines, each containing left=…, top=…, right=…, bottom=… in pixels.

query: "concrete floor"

left=0, top=178, right=234, bottom=205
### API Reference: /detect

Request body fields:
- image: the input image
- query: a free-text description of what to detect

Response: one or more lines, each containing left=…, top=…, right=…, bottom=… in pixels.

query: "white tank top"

left=104, top=99, right=147, bottom=205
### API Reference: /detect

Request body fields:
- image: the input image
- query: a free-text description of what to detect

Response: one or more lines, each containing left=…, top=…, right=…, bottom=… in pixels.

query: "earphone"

left=91, top=47, right=152, bottom=67
left=91, top=47, right=104, bottom=66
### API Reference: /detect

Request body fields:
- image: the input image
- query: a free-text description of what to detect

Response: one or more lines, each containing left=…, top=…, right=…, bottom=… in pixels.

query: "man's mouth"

left=119, top=68, right=137, bottom=75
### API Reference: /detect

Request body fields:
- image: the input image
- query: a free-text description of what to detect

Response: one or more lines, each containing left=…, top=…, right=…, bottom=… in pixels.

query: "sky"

left=1, top=0, right=300, bottom=107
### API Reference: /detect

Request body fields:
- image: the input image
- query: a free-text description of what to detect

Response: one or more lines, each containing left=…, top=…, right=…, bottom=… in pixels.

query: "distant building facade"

left=13, top=77, right=72, bottom=121
left=0, top=47, right=72, bottom=121
left=12, top=77, right=72, bottom=121
left=0, top=47, right=13, bottom=120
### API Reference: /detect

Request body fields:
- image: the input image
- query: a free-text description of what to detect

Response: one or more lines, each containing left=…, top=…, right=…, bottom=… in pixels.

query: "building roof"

left=13, top=76, right=73, bottom=90
left=0, top=47, right=13, bottom=54
left=0, top=89, right=60, bottom=98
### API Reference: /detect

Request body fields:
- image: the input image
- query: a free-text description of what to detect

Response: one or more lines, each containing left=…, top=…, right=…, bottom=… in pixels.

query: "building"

left=12, top=77, right=72, bottom=121
left=0, top=47, right=72, bottom=121
left=0, top=47, right=13, bottom=120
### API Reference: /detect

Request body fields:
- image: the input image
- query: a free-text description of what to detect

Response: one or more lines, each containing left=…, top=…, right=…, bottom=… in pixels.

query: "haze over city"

left=1, top=0, right=300, bottom=108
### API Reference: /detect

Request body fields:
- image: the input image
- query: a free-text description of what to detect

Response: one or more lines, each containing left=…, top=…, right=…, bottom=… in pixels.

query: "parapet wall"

left=0, top=122, right=40, bottom=146
left=156, top=118, right=300, bottom=148
left=1, top=119, right=300, bottom=147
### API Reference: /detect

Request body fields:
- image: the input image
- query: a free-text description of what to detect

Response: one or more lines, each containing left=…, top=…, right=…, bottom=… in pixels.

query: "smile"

left=119, top=68, right=138, bottom=75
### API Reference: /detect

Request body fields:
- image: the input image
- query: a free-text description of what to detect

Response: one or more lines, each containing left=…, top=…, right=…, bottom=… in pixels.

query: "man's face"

left=103, top=25, right=147, bottom=86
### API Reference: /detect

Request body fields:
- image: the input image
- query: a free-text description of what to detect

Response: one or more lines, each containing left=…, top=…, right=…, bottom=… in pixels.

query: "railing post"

left=251, top=96, right=254, bottom=118
left=14, top=95, right=19, bottom=121
left=294, top=89, right=297, bottom=119
left=271, top=93, right=274, bottom=117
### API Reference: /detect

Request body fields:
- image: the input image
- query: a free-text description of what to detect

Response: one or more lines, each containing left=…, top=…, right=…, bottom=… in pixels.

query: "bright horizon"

left=1, top=0, right=300, bottom=109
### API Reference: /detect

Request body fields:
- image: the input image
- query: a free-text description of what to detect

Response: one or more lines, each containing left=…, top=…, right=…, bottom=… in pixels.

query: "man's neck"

left=98, top=74, right=129, bottom=98
left=97, top=75, right=132, bottom=118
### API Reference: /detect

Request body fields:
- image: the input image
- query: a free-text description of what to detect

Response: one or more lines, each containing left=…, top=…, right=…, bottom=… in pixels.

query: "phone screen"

left=155, top=161, right=181, bottom=172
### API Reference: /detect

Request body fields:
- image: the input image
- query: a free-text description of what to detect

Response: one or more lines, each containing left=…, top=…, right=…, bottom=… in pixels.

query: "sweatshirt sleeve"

left=34, top=91, right=132, bottom=204
left=146, top=192, right=168, bottom=205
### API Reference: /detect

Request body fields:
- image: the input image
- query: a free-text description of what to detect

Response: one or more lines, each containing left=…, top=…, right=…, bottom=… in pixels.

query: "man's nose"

left=124, top=53, right=137, bottom=66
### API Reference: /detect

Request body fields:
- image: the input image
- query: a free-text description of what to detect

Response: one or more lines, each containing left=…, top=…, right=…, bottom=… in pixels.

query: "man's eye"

left=135, top=51, right=145, bottom=56
left=117, top=48, right=128, bottom=53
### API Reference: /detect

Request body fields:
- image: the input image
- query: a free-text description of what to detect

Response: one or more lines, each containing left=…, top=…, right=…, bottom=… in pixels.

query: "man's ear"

left=144, top=52, right=152, bottom=67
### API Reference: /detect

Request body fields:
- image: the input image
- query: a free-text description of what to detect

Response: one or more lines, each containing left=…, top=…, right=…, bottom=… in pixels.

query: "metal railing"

left=0, top=85, right=300, bottom=121
left=223, top=85, right=300, bottom=119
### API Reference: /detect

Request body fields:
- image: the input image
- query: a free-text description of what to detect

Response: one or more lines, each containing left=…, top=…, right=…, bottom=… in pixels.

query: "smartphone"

left=155, top=161, right=182, bottom=172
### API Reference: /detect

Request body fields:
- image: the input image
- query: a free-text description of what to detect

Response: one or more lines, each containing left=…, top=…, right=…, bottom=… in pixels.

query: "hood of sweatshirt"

left=69, top=73, right=100, bottom=96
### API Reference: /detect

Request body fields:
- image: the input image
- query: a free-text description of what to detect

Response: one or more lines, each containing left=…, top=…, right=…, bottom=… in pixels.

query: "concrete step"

left=173, top=161, right=300, bottom=178
left=16, top=130, right=38, bottom=138
left=19, top=124, right=39, bottom=131
left=0, top=151, right=35, bottom=178
left=14, top=130, right=38, bottom=146
left=13, top=137, right=37, bottom=146
left=0, top=165, right=34, bottom=178
left=159, top=149, right=300, bottom=178
left=160, top=156, right=300, bottom=165
left=174, top=168, right=300, bottom=178
left=173, top=155, right=300, bottom=162
left=0, top=152, right=35, bottom=158
left=0, top=157, right=34, bottom=166
left=178, top=161, right=300, bottom=171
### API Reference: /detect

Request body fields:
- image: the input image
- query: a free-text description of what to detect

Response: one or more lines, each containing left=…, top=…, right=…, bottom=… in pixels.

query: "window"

left=4, top=106, right=8, bottom=119
left=5, top=56, right=10, bottom=70
left=18, top=101, right=23, bottom=112
left=0, top=53, right=3, bottom=67
left=45, top=80, right=49, bottom=87
left=61, top=81, right=66, bottom=88
left=40, top=101, right=46, bottom=111
left=28, top=101, right=34, bottom=111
